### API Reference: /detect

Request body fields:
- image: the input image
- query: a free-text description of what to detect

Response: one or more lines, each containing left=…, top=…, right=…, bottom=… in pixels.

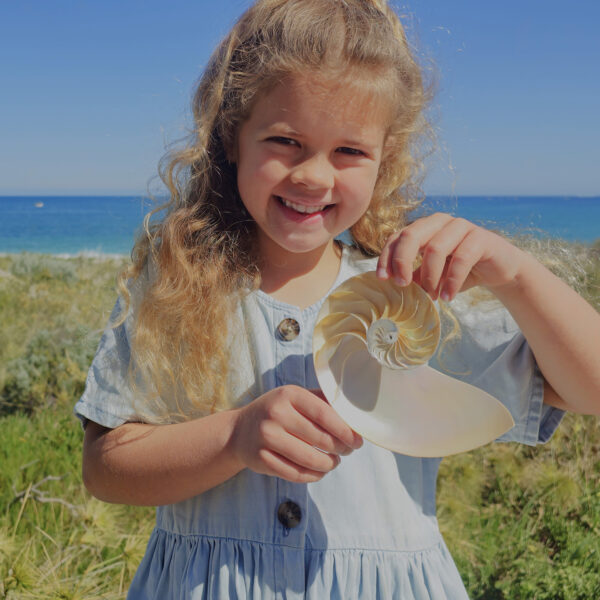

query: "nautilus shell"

left=313, top=271, right=515, bottom=457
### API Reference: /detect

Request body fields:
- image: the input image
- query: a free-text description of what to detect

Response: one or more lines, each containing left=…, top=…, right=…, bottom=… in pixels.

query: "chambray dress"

left=75, top=245, right=564, bottom=600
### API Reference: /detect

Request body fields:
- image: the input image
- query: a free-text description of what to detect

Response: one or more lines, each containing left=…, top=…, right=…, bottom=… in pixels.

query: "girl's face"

left=236, top=75, right=387, bottom=263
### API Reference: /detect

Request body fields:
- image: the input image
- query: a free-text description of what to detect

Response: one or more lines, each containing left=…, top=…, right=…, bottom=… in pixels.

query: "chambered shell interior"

left=312, top=270, right=515, bottom=457
left=313, top=271, right=441, bottom=371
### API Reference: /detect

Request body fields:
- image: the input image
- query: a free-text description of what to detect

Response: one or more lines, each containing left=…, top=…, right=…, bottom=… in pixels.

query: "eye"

left=337, top=146, right=366, bottom=156
left=266, top=136, right=299, bottom=147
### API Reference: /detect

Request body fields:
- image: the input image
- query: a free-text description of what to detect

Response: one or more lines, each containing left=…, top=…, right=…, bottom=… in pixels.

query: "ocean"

left=0, top=195, right=598, bottom=255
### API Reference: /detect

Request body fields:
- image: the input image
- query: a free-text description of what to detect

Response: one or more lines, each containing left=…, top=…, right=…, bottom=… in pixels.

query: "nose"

left=289, top=153, right=334, bottom=191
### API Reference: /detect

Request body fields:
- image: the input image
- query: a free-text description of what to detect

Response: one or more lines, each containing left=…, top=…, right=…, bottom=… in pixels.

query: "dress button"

left=277, top=501, right=302, bottom=529
left=276, top=318, right=300, bottom=341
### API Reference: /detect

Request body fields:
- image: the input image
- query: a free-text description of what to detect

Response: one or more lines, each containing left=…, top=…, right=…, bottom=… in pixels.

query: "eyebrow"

left=339, top=139, right=373, bottom=148
left=261, top=124, right=302, bottom=136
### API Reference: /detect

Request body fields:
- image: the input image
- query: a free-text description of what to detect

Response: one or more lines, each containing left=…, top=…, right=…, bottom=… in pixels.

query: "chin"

left=278, top=239, right=333, bottom=255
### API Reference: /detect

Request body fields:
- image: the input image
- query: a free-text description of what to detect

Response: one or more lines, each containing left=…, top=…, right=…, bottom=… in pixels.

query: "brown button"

left=277, top=318, right=300, bottom=341
left=277, top=500, right=302, bottom=529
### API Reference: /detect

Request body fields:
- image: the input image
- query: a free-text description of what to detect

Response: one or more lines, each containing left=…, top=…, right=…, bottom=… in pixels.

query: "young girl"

left=75, top=0, right=600, bottom=598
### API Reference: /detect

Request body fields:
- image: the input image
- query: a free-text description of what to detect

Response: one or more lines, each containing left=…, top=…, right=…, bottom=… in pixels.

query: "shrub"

left=0, top=327, right=97, bottom=416
left=9, top=253, right=78, bottom=284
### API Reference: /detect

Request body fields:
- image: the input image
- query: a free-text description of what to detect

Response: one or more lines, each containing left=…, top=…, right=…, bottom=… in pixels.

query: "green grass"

left=438, top=416, right=600, bottom=599
left=0, top=254, right=154, bottom=599
left=0, top=245, right=599, bottom=598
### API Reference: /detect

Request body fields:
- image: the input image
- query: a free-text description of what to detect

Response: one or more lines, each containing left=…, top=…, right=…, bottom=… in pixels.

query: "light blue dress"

left=74, top=245, right=564, bottom=600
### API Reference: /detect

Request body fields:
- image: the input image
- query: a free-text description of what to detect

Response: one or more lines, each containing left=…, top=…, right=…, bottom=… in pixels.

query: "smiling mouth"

left=276, top=196, right=332, bottom=215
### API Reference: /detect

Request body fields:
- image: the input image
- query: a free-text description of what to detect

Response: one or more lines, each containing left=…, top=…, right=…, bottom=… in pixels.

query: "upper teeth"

left=280, top=197, right=327, bottom=214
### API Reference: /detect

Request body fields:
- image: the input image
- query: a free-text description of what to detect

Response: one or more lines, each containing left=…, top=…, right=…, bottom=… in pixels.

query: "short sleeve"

left=73, top=297, right=140, bottom=429
left=429, top=296, right=564, bottom=446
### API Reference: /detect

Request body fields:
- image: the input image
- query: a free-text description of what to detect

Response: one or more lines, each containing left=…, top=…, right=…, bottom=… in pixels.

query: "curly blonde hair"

left=119, top=0, right=432, bottom=421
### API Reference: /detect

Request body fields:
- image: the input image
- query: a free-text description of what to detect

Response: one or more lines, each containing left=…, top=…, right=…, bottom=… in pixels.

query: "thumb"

left=309, top=388, right=364, bottom=447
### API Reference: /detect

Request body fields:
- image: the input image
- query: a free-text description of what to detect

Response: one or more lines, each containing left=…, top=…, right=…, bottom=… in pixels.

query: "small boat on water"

left=34, top=202, right=44, bottom=208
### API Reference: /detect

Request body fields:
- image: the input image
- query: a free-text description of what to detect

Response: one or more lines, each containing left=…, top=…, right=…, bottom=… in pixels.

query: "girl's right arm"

left=83, top=385, right=362, bottom=506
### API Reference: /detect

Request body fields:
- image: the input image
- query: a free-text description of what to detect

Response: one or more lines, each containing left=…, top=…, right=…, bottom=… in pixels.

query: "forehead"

left=247, top=74, right=390, bottom=138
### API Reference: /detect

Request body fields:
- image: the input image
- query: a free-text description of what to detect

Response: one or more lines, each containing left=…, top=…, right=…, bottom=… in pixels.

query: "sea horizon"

left=1, top=194, right=598, bottom=255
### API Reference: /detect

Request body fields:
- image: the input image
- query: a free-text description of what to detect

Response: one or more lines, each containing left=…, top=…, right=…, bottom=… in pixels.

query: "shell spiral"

left=313, top=270, right=516, bottom=457
left=314, top=271, right=440, bottom=370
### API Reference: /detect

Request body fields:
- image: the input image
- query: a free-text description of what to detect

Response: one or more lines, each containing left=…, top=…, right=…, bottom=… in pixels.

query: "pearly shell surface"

left=313, top=271, right=515, bottom=457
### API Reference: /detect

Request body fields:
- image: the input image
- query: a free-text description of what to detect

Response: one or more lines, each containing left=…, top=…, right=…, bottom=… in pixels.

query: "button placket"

left=271, top=307, right=308, bottom=543
left=274, top=309, right=305, bottom=389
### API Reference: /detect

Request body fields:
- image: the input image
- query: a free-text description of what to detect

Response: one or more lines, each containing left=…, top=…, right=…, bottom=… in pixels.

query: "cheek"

left=256, top=161, right=285, bottom=186
left=342, top=167, right=380, bottom=205
left=238, top=155, right=286, bottom=196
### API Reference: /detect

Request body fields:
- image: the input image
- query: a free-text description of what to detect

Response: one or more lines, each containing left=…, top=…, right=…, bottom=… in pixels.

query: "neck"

left=258, top=240, right=342, bottom=309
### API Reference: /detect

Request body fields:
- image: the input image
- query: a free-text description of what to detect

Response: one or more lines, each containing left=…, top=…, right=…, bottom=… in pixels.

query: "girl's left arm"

left=377, top=213, right=600, bottom=415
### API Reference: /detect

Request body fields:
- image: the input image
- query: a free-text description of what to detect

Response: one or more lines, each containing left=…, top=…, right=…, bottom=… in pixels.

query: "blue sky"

left=1, top=0, right=598, bottom=196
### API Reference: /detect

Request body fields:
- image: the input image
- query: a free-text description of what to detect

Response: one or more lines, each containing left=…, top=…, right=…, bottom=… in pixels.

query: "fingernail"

left=377, top=268, right=388, bottom=279
left=440, top=290, right=450, bottom=301
left=394, top=276, right=408, bottom=286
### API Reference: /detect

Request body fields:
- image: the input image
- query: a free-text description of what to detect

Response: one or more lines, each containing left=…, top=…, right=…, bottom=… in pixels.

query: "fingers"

left=258, top=448, right=336, bottom=484
left=418, top=218, right=473, bottom=299
left=304, top=389, right=363, bottom=450
left=377, top=214, right=485, bottom=301
left=287, top=407, right=358, bottom=456
left=377, top=213, right=454, bottom=286
left=440, top=229, right=485, bottom=300
left=233, top=386, right=362, bottom=483
left=259, top=419, right=341, bottom=473
left=308, top=388, right=327, bottom=402
left=278, top=388, right=361, bottom=456
left=377, top=231, right=401, bottom=280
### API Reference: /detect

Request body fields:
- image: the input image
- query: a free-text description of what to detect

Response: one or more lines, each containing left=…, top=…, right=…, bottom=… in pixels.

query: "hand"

left=230, top=385, right=363, bottom=483
left=377, top=213, right=528, bottom=301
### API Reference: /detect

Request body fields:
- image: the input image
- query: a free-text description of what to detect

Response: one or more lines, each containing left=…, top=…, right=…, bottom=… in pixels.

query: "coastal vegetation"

left=0, top=242, right=599, bottom=599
